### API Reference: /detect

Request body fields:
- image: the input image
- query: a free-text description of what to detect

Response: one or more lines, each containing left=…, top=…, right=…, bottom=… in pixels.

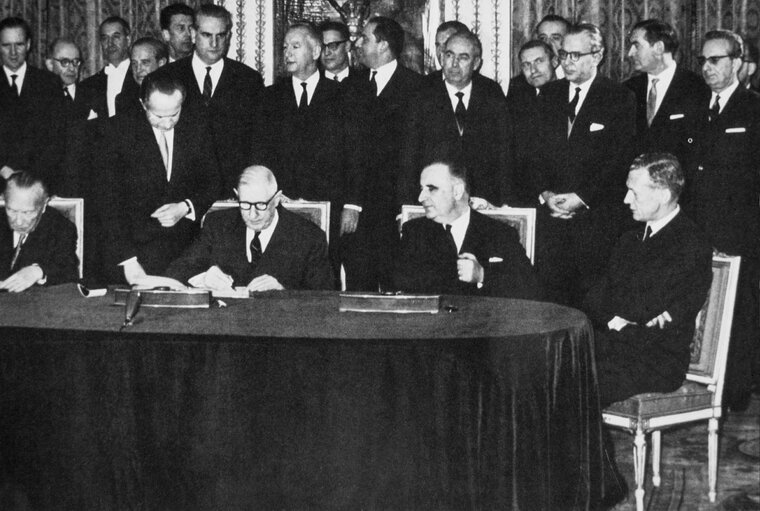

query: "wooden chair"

left=399, top=205, right=536, bottom=264
left=602, top=255, right=741, bottom=511
left=202, top=199, right=331, bottom=242
left=0, top=196, right=84, bottom=278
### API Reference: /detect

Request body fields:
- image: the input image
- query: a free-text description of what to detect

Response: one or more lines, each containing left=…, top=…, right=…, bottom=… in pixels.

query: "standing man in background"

left=160, top=3, right=195, bottom=62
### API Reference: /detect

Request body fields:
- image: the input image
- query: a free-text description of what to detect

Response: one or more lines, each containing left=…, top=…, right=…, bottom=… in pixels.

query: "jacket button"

left=698, top=165, right=704, bottom=171
left=687, top=137, right=693, bottom=143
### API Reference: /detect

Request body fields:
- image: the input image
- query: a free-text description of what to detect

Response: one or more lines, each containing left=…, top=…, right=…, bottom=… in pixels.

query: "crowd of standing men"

left=0, top=4, right=757, bottom=410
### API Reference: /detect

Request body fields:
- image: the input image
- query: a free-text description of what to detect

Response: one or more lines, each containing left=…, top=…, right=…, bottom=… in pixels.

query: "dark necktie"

left=332, top=74, right=340, bottom=81
left=369, top=70, right=378, bottom=96
left=298, top=82, right=308, bottom=109
left=9, top=233, right=26, bottom=271
left=63, top=86, right=73, bottom=102
left=202, top=66, right=213, bottom=104
left=10, top=74, right=18, bottom=97
left=646, top=78, right=659, bottom=126
left=454, top=91, right=466, bottom=136
left=568, top=86, right=581, bottom=123
left=444, top=224, right=457, bottom=254
left=250, top=231, right=262, bottom=266
left=642, top=224, right=652, bottom=242
left=709, top=95, right=721, bottom=122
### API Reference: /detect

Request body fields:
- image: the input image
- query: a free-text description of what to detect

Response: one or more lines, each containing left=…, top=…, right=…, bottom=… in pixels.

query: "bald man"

left=165, top=166, right=334, bottom=292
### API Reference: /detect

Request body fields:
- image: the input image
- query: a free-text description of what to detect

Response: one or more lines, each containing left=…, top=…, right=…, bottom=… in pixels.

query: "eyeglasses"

left=53, top=58, right=82, bottom=68
left=323, top=40, right=348, bottom=52
left=238, top=190, right=280, bottom=211
left=697, top=55, right=732, bottom=66
left=557, top=49, right=599, bottom=62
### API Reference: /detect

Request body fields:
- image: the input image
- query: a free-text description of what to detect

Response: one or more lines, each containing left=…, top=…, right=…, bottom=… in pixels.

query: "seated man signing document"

left=164, top=166, right=335, bottom=292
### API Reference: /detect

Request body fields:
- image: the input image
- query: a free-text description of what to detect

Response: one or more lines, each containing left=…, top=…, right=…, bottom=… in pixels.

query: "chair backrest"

left=686, top=255, right=741, bottom=403
left=399, top=205, right=536, bottom=264
left=0, top=196, right=84, bottom=278
left=203, top=199, right=331, bottom=243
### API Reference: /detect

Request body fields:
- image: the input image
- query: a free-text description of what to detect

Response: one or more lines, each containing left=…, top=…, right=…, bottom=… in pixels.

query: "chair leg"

left=633, top=427, right=647, bottom=511
left=652, top=430, right=661, bottom=487
left=708, top=418, right=718, bottom=502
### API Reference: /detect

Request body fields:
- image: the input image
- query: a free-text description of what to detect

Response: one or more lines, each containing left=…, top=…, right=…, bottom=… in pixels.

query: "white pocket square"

left=589, top=123, right=605, bottom=132
left=488, top=257, right=504, bottom=263
left=87, top=109, right=98, bottom=120
left=725, top=127, right=746, bottom=133
left=669, top=113, right=685, bottom=120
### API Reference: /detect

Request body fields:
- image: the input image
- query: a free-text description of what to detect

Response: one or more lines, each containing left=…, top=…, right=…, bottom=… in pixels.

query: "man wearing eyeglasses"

left=682, top=29, right=760, bottom=412
left=97, top=73, right=220, bottom=285
left=623, top=20, right=709, bottom=164
left=165, top=166, right=334, bottom=292
left=319, top=20, right=352, bottom=82
left=0, top=17, right=65, bottom=193
left=525, top=23, right=636, bottom=307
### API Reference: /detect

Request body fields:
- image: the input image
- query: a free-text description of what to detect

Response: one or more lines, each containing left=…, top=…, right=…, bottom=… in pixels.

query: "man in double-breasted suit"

left=525, top=23, right=637, bottom=306
left=153, top=4, right=264, bottom=195
left=682, top=30, right=760, bottom=410
left=398, top=31, right=512, bottom=208
left=98, top=73, right=220, bottom=285
left=623, top=19, right=709, bottom=164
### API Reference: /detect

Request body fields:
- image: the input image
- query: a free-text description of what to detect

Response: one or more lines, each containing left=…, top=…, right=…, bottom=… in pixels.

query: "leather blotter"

left=339, top=293, right=441, bottom=313
left=113, top=288, right=212, bottom=308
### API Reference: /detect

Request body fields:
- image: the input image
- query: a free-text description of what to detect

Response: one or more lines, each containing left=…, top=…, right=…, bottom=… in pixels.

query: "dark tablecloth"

left=0, top=284, right=603, bottom=510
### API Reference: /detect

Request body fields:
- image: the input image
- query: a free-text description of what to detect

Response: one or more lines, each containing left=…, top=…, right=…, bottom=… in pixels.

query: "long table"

left=0, top=284, right=604, bottom=510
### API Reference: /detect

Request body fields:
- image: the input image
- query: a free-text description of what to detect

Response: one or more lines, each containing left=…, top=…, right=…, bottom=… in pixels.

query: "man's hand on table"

left=0, top=264, right=44, bottom=292
left=247, top=274, right=284, bottom=292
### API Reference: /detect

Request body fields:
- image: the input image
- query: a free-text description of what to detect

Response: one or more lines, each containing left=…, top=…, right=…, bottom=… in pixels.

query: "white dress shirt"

left=291, top=70, right=320, bottom=106
left=646, top=205, right=680, bottom=238
left=246, top=209, right=279, bottom=262
left=191, top=53, right=224, bottom=96
left=710, top=80, right=740, bottom=114
left=105, top=58, right=130, bottom=117
left=327, top=67, right=349, bottom=82
left=445, top=207, right=471, bottom=253
left=445, top=81, right=472, bottom=110
left=370, top=59, right=398, bottom=96
left=4, top=62, right=27, bottom=94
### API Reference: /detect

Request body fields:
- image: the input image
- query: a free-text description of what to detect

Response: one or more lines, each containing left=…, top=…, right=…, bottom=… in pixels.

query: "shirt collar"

left=4, top=62, right=27, bottom=85
left=647, top=204, right=680, bottom=237
left=444, top=80, right=473, bottom=108
left=246, top=208, right=279, bottom=257
left=444, top=207, right=471, bottom=253
left=106, top=58, right=130, bottom=75
left=648, top=59, right=677, bottom=84
left=568, top=70, right=596, bottom=99
left=328, top=66, right=349, bottom=82
left=291, top=70, right=320, bottom=104
left=711, top=79, right=740, bottom=112
left=371, top=59, right=398, bottom=95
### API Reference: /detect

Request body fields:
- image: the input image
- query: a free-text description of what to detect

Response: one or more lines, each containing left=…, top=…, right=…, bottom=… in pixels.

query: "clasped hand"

left=608, top=311, right=673, bottom=331
left=457, top=253, right=484, bottom=285
left=544, top=192, right=584, bottom=219
left=151, top=202, right=188, bottom=227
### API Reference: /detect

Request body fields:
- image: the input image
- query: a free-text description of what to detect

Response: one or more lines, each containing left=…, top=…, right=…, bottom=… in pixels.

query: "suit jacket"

left=682, top=86, right=760, bottom=260
left=78, top=65, right=139, bottom=119
left=584, top=212, right=713, bottom=406
left=624, top=66, right=709, bottom=163
left=98, top=107, right=221, bottom=278
left=260, top=76, right=363, bottom=210
left=154, top=57, right=264, bottom=194
left=393, top=209, right=540, bottom=299
left=398, top=78, right=513, bottom=206
left=0, top=207, right=79, bottom=285
left=0, top=66, right=66, bottom=191
left=166, top=207, right=334, bottom=290
left=58, top=83, right=97, bottom=196
left=424, top=69, right=505, bottom=98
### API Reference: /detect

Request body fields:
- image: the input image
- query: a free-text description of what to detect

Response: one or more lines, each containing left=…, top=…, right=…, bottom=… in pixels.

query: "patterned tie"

left=10, top=74, right=18, bottom=97
left=709, top=95, right=721, bottom=122
left=9, top=233, right=26, bottom=271
left=298, top=82, right=308, bottom=109
left=646, top=78, right=659, bottom=126
left=250, top=231, right=262, bottom=265
left=454, top=91, right=466, bottom=136
left=369, top=70, right=378, bottom=96
left=202, top=66, right=213, bottom=104
left=568, top=86, right=581, bottom=123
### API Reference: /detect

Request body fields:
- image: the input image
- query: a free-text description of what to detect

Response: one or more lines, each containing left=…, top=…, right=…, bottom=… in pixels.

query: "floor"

left=609, top=393, right=760, bottom=511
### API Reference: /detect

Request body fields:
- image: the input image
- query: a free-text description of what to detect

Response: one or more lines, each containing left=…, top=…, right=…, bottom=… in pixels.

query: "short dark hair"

left=367, top=16, right=404, bottom=59
left=436, top=21, right=469, bottom=36
left=519, top=39, right=555, bottom=60
left=318, top=20, right=350, bottom=41
left=630, top=152, right=684, bottom=200
left=446, top=30, right=482, bottom=60
left=536, top=14, right=571, bottom=33
left=100, top=16, right=130, bottom=35
left=131, top=37, right=169, bottom=63
left=632, top=19, right=679, bottom=54
left=47, top=37, right=80, bottom=58
left=160, top=3, right=195, bottom=30
left=195, top=4, right=232, bottom=32
left=5, top=171, right=49, bottom=203
left=0, top=17, right=32, bottom=42
left=704, top=29, right=744, bottom=59
left=139, top=72, right=186, bottom=104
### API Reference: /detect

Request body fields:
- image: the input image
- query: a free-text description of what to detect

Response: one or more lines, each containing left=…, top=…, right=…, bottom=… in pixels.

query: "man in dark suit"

left=683, top=30, right=760, bottom=410
left=153, top=4, right=264, bottom=195
left=623, top=19, right=709, bottom=163
left=738, top=38, right=758, bottom=92
left=318, top=20, right=353, bottom=83
left=160, top=2, right=194, bottom=63
left=0, top=17, right=65, bottom=191
left=165, top=166, right=334, bottom=292
left=98, top=73, right=220, bottom=285
left=535, top=14, right=571, bottom=80
left=584, top=153, right=712, bottom=407
left=1, top=172, right=79, bottom=292
left=260, top=23, right=362, bottom=285
left=115, top=37, right=168, bottom=114
left=78, top=16, right=137, bottom=119
left=343, top=16, right=425, bottom=290
left=394, top=161, right=539, bottom=299
left=398, top=31, right=512, bottom=207
left=525, top=23, right=637, bottom=306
